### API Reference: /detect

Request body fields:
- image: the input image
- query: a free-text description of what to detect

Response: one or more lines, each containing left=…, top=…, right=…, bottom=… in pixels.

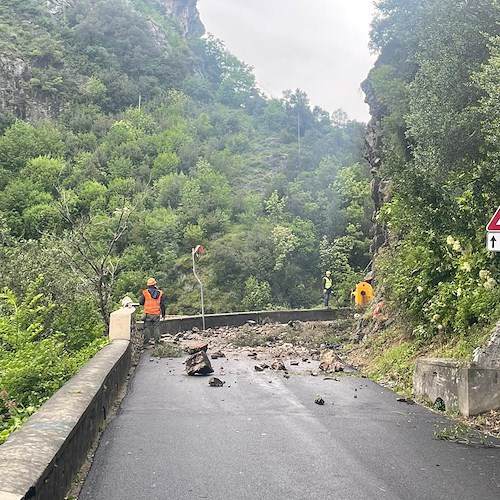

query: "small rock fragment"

left=271, top=359, right=286, bottom=371
left=315, top=395, right=325, bottom=405
left=211, top=350, right=225, bottom=359
left=208, top=377, right=225, bottom=387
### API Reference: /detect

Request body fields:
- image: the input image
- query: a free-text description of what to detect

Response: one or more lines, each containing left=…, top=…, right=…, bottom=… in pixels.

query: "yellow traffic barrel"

left=354, top=281, right=374, bottom=306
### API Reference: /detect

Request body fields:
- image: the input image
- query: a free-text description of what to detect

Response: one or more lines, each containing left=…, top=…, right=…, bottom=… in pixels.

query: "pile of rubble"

left=175, top=320, right=349, bottom=380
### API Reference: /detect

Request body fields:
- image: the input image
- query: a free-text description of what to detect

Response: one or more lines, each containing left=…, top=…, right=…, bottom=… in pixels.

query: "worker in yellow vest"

left=139, top=277, right=166, bottom=346
left=322, top=270, right=333, bottom=308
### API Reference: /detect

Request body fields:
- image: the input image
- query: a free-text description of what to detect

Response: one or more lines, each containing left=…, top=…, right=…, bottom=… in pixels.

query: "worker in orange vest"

left=139, top=277, right=166, bottom=346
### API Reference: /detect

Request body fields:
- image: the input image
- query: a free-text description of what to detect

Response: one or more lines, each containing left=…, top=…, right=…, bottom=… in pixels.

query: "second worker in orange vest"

left=139, top=277, right=166, bottom=346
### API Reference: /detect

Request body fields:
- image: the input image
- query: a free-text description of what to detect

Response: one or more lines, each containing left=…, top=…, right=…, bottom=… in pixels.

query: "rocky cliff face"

left=361, top=75, right=391, bottom=256
left=46, top=0, right=74, bottom=18
left=157, top=0, right=205, bottom=37
left=45, top=0, right=205, bottom=36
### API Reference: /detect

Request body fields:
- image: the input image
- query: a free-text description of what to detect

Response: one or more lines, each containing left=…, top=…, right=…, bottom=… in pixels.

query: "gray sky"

left=197, top=0, right=377, bottom=122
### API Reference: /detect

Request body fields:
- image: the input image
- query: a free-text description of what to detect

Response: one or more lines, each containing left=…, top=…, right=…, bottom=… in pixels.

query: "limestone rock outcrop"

left=361, top=76, right=391, bottom=255
left=472, top=322, right=500, bottom=369
left=46, top=0, right=74, bottom=18
left=156, top=0, right=205, bottom=37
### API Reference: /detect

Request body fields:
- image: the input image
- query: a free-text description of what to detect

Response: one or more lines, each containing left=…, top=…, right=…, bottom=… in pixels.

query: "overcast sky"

left=197, top=0, right=377, bottom=122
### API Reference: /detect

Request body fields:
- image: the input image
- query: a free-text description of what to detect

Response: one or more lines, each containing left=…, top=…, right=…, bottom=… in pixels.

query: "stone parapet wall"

left=155, top=308, right=352, bottom=334
left=0, top=307, right=136, bottom=500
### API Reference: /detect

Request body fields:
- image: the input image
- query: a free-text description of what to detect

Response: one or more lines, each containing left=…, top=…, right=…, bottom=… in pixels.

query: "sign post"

left=192, top=245, right=205, bottom=330
left=486, top=206, right=500, bottom=253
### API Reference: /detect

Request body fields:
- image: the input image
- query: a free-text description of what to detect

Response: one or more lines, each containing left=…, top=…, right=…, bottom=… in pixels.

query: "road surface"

left=80, top=351, right=500, bottom=500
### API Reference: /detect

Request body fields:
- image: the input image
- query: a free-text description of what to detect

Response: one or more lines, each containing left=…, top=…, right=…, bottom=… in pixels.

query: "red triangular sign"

left=487, top=206, right=500, bottom=231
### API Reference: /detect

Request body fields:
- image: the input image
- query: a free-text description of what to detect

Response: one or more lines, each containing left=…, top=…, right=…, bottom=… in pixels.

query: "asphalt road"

left=80, top=352, right=500, bottom=500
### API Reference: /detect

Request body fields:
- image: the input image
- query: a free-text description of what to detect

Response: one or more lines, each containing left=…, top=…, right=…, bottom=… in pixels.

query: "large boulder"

left=185, top=351, right=214, bottom=376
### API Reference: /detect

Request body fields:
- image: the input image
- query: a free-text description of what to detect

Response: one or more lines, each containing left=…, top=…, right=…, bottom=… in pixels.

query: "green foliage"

left=0, top=121, right=66, bottom=173
left=0, top=388, right=36, bottom=445
left=0, top=281, right=107, bottom=442
left=369, top=338, right=418, bottom=395
left=242, top=277, right=272, bottom=311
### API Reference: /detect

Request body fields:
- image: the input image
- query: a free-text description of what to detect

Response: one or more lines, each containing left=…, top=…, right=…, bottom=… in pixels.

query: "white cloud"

left=197, top=0, right=377, bottom=121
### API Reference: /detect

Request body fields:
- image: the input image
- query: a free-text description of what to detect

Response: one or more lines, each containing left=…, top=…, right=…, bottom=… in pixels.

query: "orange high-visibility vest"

left=142, top=289, right=163, bottom=315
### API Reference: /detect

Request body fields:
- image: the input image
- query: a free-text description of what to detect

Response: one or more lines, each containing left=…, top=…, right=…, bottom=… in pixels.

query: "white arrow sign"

left=486, top=231, right=500, bottom=252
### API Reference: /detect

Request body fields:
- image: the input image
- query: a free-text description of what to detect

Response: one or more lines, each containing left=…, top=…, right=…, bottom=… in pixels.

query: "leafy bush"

left=377, top=230, right=500, bottom=343
left=242, top=276, right=272, bottom=311
left=0, top=389, right=35, bottom=445
left=0, top=282, right=107, bottom=443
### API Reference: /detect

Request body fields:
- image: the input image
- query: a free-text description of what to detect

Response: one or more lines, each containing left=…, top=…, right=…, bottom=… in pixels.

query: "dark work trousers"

left=323, top=288, right=332, bottom=307
left=143, top=313, right=161, bottom=345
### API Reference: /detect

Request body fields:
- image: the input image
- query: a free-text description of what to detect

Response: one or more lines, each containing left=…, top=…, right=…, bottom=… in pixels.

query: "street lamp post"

left=192, top=245, right=205, bottom=330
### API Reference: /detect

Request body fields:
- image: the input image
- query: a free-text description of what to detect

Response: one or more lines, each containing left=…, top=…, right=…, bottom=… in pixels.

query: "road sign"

left=487, top=232, right=500, bottom=252
left=486, top=206, right=500, bottom=231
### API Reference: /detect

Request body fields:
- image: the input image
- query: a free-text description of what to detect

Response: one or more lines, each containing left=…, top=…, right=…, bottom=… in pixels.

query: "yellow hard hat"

left=326, top=271, right=331, bottom=275
left=146, top=277, right=157, bottom=286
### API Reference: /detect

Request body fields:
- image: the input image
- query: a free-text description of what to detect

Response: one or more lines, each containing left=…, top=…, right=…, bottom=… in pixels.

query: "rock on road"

left=80, top=351, right=500, bottom=500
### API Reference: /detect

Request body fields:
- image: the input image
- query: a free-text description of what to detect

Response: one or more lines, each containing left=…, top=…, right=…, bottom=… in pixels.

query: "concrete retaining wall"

left=0, top=308, right=136, bottom=500
left=157, top=308, right=350, bottom=334
left=414, top=358, right=500, bottom=416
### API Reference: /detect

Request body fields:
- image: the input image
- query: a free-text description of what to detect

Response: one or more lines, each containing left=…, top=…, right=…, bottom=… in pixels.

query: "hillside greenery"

left=0, top=0, right=371, bottom=440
